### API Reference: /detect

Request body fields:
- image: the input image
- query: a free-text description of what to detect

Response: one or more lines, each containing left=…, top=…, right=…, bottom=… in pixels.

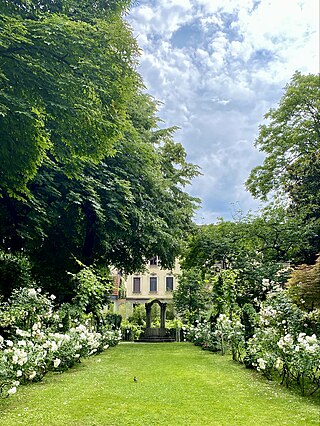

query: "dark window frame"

left=133, top=277, right=141, bottom=293
left=149, top=257, right=158, bottom=266
left=166, top=276, right=174, bottom=292
left=149, top=276, right=157, bottom=292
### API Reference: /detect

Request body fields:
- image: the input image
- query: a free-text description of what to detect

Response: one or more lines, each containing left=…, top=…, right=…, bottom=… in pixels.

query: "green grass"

left=0, top=343, right=319, bottom=425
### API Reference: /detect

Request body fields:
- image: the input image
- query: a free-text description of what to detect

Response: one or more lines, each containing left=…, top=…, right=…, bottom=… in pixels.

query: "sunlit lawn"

left=0, top=342, right=319, bottom=425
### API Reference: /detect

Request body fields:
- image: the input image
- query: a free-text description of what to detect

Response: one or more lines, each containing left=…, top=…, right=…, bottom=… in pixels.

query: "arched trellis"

left=145, top=299, right=167, bottom=329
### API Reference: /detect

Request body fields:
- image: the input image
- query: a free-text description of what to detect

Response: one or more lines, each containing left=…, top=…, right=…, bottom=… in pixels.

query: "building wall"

left=113, top=258, right=180, bottom=317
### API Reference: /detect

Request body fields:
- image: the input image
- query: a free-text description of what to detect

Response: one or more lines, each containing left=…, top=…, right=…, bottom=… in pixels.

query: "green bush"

left=0, top=251, right=34, bottom=299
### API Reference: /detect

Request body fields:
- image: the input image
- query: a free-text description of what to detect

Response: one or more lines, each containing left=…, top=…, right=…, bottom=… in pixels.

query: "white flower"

left=32, top=323, right=39, bottom=331
left=6, top=340, right=13, bottom=347
left=7, top=387, right=17, bottom=395
left=275, top=358, right=282, bottom=369
left=16, top=329, right=31, bottom=338
left=27, top=288, right=37, bottom=298
left=257, top=358, right=266, bottom=370
left=50, top=294, right=56, bottom=300
left=53, top=358, right=61, bottom=368
left=12, top=348, right=28, bottom=366
left=306, top=334, right=317, bottom=344
left=29, top=371, right=37, bottom=380
left=16, top=370, right=23, bottom=377
left=283, top=334, right=293, bottom=344
left=50, top=341, right=58, bottom=352
left=306, top=344, right=316, bottom=354
left=18, top=340, right=26, bottom=347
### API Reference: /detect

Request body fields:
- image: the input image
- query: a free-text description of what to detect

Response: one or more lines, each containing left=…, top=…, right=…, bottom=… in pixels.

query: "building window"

left=133, top=277, right=141, bottom=293
left=149, top=256, right=158, bottom=266
left=166, top=276, right=174, bottom=292
left=150, top=276, right=157, bottom=292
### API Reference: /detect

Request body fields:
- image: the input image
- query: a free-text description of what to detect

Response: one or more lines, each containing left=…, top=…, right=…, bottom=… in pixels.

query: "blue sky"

left=127, top=0, right=319, bottom=224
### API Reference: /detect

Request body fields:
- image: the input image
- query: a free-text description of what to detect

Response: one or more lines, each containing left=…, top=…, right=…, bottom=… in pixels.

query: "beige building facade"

left=112, top=257, right=180, bottom=318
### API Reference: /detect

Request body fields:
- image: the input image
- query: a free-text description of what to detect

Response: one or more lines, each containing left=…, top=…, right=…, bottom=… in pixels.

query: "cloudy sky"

left=127, top=0, right=319, bottom=224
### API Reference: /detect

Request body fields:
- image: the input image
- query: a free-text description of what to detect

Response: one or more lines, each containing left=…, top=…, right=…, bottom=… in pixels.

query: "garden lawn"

left=0, top=343, right=319, bottom=426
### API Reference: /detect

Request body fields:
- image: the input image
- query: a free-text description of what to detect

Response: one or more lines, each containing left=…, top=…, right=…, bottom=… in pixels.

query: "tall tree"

left=246, top=72, right=320, bottom=260
left=0, top=2, right=201, bottom=299
left=246, top=72, right=320, bottom=211
left=0, top=92, right=200, bottom=298
left=0, top=0, right=140, bottom=197
left=173, top=269, right=210, bottom=323
left=181, top=208, right=317, bottom=305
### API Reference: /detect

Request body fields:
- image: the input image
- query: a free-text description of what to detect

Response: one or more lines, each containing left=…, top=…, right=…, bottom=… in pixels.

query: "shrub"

left=0, top=287, right=121, bottom=398
left=247, top=292, right=320, bottom=395
left=0, top=251, right=34, bottom=299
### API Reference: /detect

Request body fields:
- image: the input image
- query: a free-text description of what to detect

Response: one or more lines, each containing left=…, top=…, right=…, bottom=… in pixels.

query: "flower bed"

left=187, top=292, right=319, bottom=396
left=0, top=288, right=121, bottom=397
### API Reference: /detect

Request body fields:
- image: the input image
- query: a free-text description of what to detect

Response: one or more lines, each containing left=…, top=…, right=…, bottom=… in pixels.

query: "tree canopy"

left=0, top=0, right=139, bottom=197
left=0, top=1, right=200, bottom=299
left=181, top=207, right=318, bottom=307
left=246, top=71, right=320, bottom=260
left=246, top=72, right=320, bottom=210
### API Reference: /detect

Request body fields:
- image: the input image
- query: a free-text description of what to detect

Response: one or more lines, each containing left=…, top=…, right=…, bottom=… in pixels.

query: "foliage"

left=70, top=262, right=113, bottom=322
left=209, top=270, right=238, bottom=317
left=120, top=319, right=144, bottom=341
left=0, top=94, right=200, bottom=299
left=173, top=269, right=210, bottom=323
left=246, top=72, right=320, bottom=203
left=246, top=292, right=320, bottom=396
left=246, top=72, right=320, bottom=259
left=128, top=304, right=146, bottom=326
left=241, top=303, right=258, bottom=344
left=286, top=256, right=320, bottom=310
left=0, top=2, right=200, bottom=299
left=0, top=287, right=121, bottom=397
left=0, top=250, right=34, bottom=299
left=181, top=206, right=318, bottom=310
left=0, top=0, right=139, bottom=197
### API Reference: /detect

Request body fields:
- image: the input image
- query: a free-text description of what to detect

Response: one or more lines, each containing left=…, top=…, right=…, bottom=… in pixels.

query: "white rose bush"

left=187, top=287, right=319, bottom=396
left=188, top=314, right=245, bottom=361
left=247, top=292, right=320, bottom=396
left=188, top=320, right=216, bottom=351
left=0, top=287, right=121, bottom=398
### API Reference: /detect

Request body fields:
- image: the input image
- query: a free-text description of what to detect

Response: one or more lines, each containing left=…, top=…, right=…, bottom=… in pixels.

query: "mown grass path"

left=0, top=342, right=319, bottom=425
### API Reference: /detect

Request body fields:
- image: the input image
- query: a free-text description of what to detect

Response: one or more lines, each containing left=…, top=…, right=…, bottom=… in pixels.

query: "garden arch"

left=145, top=299, right=167, bottom=329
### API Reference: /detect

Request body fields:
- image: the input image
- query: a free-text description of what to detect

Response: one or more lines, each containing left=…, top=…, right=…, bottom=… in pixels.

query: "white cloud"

left=128, top=0, right=319, bottom=223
